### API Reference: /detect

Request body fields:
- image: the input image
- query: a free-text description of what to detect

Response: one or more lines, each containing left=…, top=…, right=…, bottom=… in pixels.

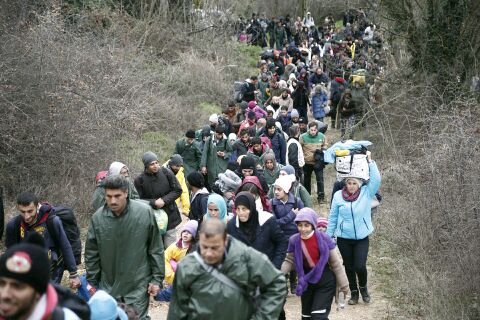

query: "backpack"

left=54, top=283, right=90, bottom=319
left=13, top=205, right=82, bottom=266
left=233, top=81, right=246, bottom=102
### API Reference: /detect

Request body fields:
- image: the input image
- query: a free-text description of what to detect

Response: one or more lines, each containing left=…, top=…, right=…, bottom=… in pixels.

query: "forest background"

left=0, top=0, right=479, bottom=319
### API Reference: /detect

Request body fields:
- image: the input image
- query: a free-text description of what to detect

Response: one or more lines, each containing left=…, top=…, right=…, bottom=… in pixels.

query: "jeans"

left=303, top=163, right=325, bottom=200
left=337, top=236, right=369, bottom=292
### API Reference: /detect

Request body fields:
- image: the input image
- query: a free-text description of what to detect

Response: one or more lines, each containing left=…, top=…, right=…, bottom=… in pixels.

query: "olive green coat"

left=167, top=237, right=286, bottom=320
left=85, top=199, right=164, bottom=319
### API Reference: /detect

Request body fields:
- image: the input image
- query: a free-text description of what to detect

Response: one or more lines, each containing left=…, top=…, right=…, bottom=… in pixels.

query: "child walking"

left=281, top=208, right=348, bottom=319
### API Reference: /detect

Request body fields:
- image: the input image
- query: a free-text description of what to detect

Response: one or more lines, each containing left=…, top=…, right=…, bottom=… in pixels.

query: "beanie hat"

left=240, top=101, right=248, bottom=111
left=247, top=111, right=256, bottom=120
left=266, top=118, right=276, bottom=129
left=187, top=172, right=204, bottom=189
left=89, top=290, right=128, bottom=320
left=142, top=151, right=158, bottom=167
left=247, top=101, right=257, bottom=110
left=209, top=114, right=219, bottom=124
left=186, top=130, right=196, bottom=139
left=281, top=165, right=296, bottom=176
left=317, top=217, right=328, bottom=229
left=240, top=156, right=256, bottom=170
left=180, top=220, right=199, bottom=238
left=275, top=175, right=292, bottom=193
left=294, top=208, right=318, bottom=229
left=299, top=117, right=308, bottom=124
left=201, top=125, right=211, bottom=137
left=266, top=105, right=275, bottom=113
left=215, top=125, right=225, bottom=134
left=291, top=109, right=299, bottom=118
left=0, top=233, right=50, bottom=294
left=169, top=154, right=183, bottom=166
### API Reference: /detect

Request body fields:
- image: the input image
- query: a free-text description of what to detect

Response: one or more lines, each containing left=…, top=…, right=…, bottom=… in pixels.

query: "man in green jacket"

left=174, top=130, right=203, bottom=177
left=167, top=219, right=286, bottom=320
left=85, top=175, right=165, bottom=319
left=200, top=126, right=232, bottom=187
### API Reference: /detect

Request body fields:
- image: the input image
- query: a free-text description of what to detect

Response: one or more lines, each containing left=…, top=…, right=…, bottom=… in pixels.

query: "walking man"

left=86, top=175, right=164, bottom=319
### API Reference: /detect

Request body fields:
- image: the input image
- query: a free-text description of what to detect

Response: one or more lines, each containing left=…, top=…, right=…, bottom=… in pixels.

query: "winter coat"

left=200, top=134, right=232, bottom=186
left=327, top=162, right=381, bottom=240
left=92, top=178, right=139, bottom=212
left=268, top=181, right=313, bottom=208
left=311, top=91, right=329, bottom=119
left=167, top=237, right=286, bottom=320
left=286, top=137, right=305, bottom=175
left=262, top=160, right=284, bottom=187
left=5, top=204, right=78, bottom=276
left=227, top=210, right=287, bottom=269
left=188, top=188, right=210, bottom=224
left=164, top=241, right=189, bottom=285
left=134, top=167, right=183, bottom=230
left=299, top=131, right=325, bottom=165
left=308, top=72, right=329, bottom=88
left=163, top=163, right=190, bottom=216
left=271, top=193, right=305, bottom=239
left=278, top=95, right=294, bottom=112
left=174, top=138, right=203, bottom=177
left=85, top=199, right=164, bottom=317
left=261, top=129, right=286, bottom=165
left=232, top=139, right=250, bottom=157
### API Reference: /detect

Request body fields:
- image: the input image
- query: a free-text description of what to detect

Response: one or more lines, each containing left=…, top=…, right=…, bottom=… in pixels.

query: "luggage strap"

left=192, top=251, right=244, bottom=293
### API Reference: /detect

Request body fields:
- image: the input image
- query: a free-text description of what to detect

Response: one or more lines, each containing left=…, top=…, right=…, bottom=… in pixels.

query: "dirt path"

left=149, top=127, right=394, bottom=319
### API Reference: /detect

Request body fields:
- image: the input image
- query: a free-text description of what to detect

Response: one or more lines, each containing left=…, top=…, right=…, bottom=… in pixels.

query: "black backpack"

left=13, top=205, right=82, bottom=265
left=53, top=283, right=90, bottom=319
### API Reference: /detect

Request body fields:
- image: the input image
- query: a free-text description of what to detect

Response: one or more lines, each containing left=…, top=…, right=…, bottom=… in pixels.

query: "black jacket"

left=227, top=212, right=287, bottom=269
left=134, top=167, right=183, bottom=230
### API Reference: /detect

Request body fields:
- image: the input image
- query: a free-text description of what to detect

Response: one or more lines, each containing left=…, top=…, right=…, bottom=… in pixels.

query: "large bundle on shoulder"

left=324, top=140, right=373, bottom=181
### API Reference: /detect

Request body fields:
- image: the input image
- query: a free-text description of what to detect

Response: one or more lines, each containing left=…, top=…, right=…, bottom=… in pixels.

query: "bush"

left=370, top=74, right=480, bottom=319
left=0, top=3, right=248, bottom=221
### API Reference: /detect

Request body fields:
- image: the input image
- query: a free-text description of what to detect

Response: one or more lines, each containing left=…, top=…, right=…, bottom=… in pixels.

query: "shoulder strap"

left=13, top=215, right=22, bottom=243
left=192, top=251, right=245, bottom=294
left=45, top=212, right=61, bottom=252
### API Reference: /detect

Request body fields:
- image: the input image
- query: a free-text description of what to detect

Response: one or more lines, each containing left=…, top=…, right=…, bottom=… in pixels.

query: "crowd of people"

left=0, top=9, right=385, bottom=320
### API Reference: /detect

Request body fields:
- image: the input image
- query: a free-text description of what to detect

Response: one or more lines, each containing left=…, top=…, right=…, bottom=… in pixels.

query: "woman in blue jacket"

left=326, top=151, right=381, bottom=305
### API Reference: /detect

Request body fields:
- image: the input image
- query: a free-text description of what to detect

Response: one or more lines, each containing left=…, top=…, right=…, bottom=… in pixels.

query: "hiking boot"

left=359, top=286, right=371, bottom=303
left=348, top=290, right=359, bottom=305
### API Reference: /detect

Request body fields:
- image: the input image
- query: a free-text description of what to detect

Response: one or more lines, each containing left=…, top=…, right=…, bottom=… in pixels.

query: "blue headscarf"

left=204, top=193, right=228, bottom=223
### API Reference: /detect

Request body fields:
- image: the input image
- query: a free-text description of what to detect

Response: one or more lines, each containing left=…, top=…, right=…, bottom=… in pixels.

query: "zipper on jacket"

left=363, top=218, right=369, bottom=230
left=351, top=203, right=357, bottom=239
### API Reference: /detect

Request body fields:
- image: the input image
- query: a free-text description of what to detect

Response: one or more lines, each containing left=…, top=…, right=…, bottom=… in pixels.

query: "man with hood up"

left=262, top=151, right=284, bottom=189
left=92, top=161, right=139, bottom=211
left=134, top=151, right=183, bottom=248
left=200, top=126, right=233, bottom=188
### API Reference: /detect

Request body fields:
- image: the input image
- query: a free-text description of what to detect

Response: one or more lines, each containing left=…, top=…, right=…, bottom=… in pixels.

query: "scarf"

left=292, top=231, right=335, bottom=296
left=342, top=186, right=360, bottom=202
left=235, top=192, right=259, bottom=244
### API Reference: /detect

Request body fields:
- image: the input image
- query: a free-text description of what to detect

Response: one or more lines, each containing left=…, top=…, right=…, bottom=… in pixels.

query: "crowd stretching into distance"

left=0, top=8, right=385, bottom=320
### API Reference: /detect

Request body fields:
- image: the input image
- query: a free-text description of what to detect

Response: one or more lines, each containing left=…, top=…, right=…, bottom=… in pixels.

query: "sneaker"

left=359, top=286, right=371, bottom=303
left=348, top=290, right=359, bottom=305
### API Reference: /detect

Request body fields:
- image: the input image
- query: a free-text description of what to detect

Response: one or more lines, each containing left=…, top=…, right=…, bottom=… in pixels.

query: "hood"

left=205, top=193, right=227, bottom=221
left=262, top=151, right=277, bottom=170
left=108, top=161, right=126, bottom=176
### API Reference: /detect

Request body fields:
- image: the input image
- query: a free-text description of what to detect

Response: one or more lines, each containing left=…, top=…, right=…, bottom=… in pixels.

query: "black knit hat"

left=240, top=156, right=256, bottom=170
left=186, top=130, right=196, bottom=139
left=187, top=172, right=204, bottom=188
left=0, top=233, right=50, bottom=294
